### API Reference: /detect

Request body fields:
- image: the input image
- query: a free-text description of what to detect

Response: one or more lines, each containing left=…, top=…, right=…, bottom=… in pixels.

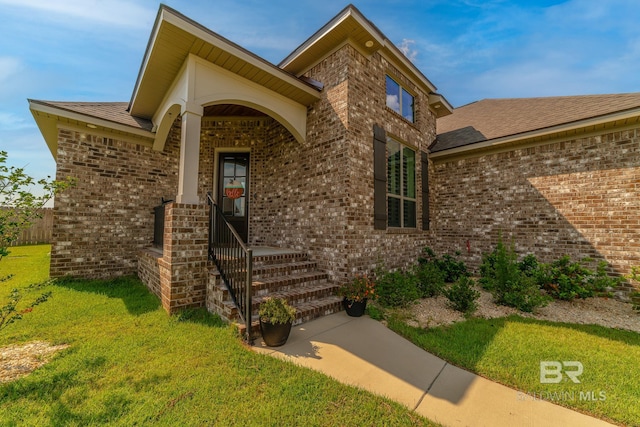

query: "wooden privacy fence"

left=6, top=208, right=54, bottom=246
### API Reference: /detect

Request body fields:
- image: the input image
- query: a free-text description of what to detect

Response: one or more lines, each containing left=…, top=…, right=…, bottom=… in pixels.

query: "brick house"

left=29, top=5, right=451, bottom=326
left=29, top=4, right=639, bottom=327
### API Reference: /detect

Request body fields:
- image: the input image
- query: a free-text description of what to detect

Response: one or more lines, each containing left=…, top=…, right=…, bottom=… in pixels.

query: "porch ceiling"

left=129, top=5, right=321, bottom=119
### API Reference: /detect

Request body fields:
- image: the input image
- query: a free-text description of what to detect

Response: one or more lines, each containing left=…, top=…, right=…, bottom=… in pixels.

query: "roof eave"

left=428, top=93, right=454, bottom=118
left=29, top=100, right=155, bottom=160
left=127, top=4, right=167, bottom=114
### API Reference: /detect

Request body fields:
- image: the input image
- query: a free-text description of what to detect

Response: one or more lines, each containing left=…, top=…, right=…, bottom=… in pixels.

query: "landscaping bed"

left=403, top=288, right=639, bottom=333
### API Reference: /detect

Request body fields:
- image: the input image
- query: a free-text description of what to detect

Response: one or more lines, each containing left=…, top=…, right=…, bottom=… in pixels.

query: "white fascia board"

left=128, top=6, right=166, bottom=112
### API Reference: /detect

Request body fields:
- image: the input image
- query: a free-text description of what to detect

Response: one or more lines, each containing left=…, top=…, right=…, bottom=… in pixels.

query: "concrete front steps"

left=207, top=249, right=343, bottom=338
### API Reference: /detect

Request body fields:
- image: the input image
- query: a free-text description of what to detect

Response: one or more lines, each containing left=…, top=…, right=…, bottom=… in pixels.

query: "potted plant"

left=258, top=297, right=297, bottom=347
left=338, top=274, right=376, bottom=317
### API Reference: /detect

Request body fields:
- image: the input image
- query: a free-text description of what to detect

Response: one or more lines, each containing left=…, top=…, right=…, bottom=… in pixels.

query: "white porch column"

left=176, top=105, right=203, bottom=204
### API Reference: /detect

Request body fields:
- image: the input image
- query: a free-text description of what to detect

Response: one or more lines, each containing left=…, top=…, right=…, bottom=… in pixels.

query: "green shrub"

left=419, top=247, right=468, bottom=283
left=480, top=239, right=549, bottom=312
left=536, top=256, right=622, bottom=301
left=480, top=249, right=539, bottom=291
left=518, top=254, right=539, bottom=277
left=630, top=292, right=640, bottom=312
left=626, top=267, right=640, bottom=312
left=588, top=261, right=624, bottom=295
left=478, top=249, right=498, bottom=291
left=498, top=276, right=549, bottom=313
left=258, top=297, right=296, bottom=324
left=374, top=267, right=419, bottom=308
left=413, top=262, right=445, bottom=298
left=443, top=276, right=479, bottom=314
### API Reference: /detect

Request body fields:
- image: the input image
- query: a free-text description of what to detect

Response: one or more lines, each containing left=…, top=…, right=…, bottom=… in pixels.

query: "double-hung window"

left=387, top=137, right=416, bottom=228
left=386, top=75, right=415, bottom=123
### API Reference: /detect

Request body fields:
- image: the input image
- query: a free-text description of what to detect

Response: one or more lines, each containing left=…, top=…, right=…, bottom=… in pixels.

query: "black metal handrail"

left=207, top=192, right=253, bottom=343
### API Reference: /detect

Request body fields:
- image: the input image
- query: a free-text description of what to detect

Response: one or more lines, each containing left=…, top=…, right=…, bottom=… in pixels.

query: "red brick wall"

left=158, top=203, right=208, bottom=312
left=330, top=45, right=437, bottom=277
left=431, top=128, right=640, bottom=285
left=51, top=127, right=179, bottom=278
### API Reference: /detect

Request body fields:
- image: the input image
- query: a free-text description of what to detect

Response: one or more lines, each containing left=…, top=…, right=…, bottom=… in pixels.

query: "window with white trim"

left=386, top=75, right=415, bottom=123
left=387, top=137, right=416, bottom=228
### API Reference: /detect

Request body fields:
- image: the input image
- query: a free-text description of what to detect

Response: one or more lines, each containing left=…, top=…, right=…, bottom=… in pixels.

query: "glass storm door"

left=218, top=153, right=249, bottom=242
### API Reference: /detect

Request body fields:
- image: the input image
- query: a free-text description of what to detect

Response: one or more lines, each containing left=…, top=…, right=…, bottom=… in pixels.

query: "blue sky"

left=2, top=0, right=640, bottom=185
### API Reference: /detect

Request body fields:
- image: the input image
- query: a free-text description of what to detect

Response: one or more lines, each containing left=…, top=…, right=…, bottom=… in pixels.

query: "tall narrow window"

left=387, top=137, right=416, bottom=228
left=386, top=75, right=415, bottom=123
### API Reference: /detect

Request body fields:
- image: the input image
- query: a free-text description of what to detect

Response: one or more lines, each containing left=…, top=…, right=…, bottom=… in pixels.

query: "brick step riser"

left=244, top=287, right=340, bottom=317
left=238, top=298, right=344, bottom=336
left=223, top=284, right=340, bottom=320
left=253, top=275, right=329, bottom=293
left=252, top=263, right=318, bottom=280
left=212, top=273, right=330, bottom=300
left=208, top=263, right=322, bottom=286
left=252, top=254, right=309, bottom=268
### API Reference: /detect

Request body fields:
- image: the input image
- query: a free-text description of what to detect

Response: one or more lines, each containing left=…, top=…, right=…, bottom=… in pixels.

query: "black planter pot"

left=343, top=298, right=367, bottom=317
left=259, top=319, right=293, bottom=347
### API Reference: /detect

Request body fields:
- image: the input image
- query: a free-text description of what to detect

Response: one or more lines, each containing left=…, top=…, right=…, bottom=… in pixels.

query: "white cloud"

left=0, top=57, right=23, bottom=84
left=398, top=39, right=418, bottom=63
left=0, top=0, right=154, bottom=29
left=0, top=112, right=31, bottom=131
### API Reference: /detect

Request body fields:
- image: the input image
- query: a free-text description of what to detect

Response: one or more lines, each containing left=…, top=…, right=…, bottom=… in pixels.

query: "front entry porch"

left=137, top=201, right=343, bottom=340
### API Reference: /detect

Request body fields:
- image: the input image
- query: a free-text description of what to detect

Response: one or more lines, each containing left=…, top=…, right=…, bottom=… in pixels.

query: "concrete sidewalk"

left=252, top=313, right=615, bottom=427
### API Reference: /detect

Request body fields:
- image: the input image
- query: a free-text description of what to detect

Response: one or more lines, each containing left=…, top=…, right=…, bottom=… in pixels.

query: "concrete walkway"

left=253, top=313, right=616, bottom=427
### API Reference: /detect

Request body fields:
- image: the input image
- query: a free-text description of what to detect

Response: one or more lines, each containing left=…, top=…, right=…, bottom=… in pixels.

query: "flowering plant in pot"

left=258, top=297, right=297, bottom=347
left=338, top=274, right=376, bottom=317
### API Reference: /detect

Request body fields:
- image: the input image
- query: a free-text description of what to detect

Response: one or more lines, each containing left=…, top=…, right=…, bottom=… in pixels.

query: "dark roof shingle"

left=433, top=93, right=640, bottom=152
left=30, top=100, right=153, bottom=132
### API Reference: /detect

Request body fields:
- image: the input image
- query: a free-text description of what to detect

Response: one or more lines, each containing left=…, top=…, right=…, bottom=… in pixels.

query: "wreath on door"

left=224, top=179, right=244, bottom=199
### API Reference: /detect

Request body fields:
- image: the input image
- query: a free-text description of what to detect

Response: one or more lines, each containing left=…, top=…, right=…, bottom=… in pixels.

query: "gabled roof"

left=432, top=93, right=640, bottom=155
left=279, top=4, right=452, bottom=118
left=128, top=4, right=321, bottom=118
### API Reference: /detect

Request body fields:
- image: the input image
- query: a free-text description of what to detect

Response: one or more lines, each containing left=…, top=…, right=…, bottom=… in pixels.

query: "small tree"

left=0, top=150, right=74, bottom=332
left=0, top=150, right=74, bottom=259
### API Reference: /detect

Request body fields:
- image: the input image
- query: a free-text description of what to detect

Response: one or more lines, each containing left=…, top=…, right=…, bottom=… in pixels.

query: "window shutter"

left=373, top=125, right=387, bottom=230
left=421, top=151, right=430, bottom=230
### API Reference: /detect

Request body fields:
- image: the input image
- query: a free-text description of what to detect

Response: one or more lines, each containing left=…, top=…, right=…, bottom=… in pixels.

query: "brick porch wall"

left=51, top=128, right=179, bottom=279
left=431, top=128, right=640, bottom=287
left=157, top=203, right=208, bottom=312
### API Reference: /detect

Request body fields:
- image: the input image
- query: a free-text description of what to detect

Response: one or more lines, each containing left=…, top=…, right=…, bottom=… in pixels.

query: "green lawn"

left=0, top=245, right=435, bottom=426
left=387, top=312, right=640, bottom=426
